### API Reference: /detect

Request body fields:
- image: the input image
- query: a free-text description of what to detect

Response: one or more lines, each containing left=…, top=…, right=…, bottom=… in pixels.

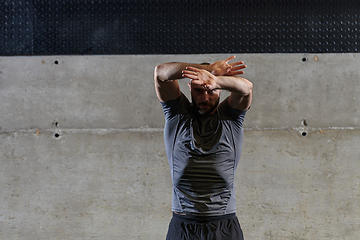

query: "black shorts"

left=166, top=212, right=244, bottom=240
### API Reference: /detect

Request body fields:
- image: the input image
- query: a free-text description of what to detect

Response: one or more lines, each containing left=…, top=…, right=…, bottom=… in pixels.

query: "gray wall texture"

left=1, top=54, right=359, bottom=239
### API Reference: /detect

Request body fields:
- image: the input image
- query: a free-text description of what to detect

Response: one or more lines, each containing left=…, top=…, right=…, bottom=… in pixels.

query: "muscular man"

left=154, top=56, right=253, bottom=240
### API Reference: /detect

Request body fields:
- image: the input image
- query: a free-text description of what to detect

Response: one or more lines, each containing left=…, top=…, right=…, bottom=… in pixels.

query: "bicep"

left=229, top=89, right=253, bottom=111
left=154, top=79, right=181, bottom=103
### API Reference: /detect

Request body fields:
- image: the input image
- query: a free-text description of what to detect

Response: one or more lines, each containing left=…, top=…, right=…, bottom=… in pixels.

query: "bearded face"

left=190, top=83, right=221, bottom=115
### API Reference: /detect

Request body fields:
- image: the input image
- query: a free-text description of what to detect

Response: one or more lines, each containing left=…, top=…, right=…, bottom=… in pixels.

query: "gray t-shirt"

left=161, top=93, right=247, bottom=216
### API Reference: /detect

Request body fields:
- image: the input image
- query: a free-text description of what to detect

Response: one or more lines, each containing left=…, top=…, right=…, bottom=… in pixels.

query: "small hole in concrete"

left=55, top=133, right=60, bottom=138
left=54, top=122, right=59, bottom=127
left=302, top=132, right=307, bottom=137
left=302, top=57, right=307, bottom=62
left=54, top=60, right=59, bottom=65
left=302, top=119, right=308, bottom=126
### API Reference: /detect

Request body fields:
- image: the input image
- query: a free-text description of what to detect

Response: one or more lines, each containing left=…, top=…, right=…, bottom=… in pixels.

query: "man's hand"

left=182, top=67, right=218, bottom=90
left=208, top=56, right=247, bottom=76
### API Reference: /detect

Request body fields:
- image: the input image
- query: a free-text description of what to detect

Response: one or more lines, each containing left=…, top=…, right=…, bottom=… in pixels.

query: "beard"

left=192, top=96, right=220, bottom=116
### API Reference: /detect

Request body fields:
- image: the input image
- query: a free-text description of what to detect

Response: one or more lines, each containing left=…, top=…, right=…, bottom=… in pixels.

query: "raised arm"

left=154, top=56, right=247, bottom=103
left=182, top=66, right=253, bottom=111
left=154, top=62, right=208, bottom=102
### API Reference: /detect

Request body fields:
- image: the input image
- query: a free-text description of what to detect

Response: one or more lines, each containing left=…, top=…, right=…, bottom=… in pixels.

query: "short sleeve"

left=161, top=93, right=191, bottom=121
left=218, top=98, right=248, bottom=128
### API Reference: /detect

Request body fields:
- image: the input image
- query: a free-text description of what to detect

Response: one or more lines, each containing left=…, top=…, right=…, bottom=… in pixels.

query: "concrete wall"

left=1, top=54, right=359, bottom=239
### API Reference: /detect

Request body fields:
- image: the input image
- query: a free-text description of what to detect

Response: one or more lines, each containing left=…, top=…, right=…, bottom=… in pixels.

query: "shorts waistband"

left=172, top=212, right=236, bottom=223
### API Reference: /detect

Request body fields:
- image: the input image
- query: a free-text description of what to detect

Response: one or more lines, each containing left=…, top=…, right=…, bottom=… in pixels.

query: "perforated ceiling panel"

left=1, top=0, right=359, bottom=55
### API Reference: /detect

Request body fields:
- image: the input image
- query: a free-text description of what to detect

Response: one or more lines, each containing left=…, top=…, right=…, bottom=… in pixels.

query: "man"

left=154, top=56, right=253, bottom=240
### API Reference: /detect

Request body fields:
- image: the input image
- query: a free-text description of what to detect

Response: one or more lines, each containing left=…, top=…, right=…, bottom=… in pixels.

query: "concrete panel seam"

left=0, top=128, right=165, bottom=135
left=1, top=126, right=359, bottom=136
left=248, top=126, right=360, bottom=137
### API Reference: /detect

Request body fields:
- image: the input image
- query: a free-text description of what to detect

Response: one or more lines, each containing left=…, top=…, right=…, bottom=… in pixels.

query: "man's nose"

left=201, top=91, right=209, bottom=102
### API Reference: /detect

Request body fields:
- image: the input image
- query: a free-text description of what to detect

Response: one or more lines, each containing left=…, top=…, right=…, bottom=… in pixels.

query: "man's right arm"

left=154, top=62, right=209, bottom=102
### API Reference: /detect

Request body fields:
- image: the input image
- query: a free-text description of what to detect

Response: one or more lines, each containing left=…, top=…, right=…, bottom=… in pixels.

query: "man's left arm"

left=182, top=68, right=253, bottom=111
left=217, top=75, right=253, bottom=111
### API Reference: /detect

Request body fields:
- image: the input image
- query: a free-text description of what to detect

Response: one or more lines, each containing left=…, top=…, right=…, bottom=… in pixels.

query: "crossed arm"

left=154, top=56, right=253, bottom=111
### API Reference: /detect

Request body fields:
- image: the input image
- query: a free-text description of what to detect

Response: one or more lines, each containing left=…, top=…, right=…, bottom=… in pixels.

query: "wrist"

left=214, top=76, right=222, bottom=89
left=204, top=64, right=211, bottom=73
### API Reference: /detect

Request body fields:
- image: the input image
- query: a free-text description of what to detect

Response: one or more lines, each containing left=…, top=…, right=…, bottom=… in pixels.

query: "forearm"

left=215, top=75, right=253, bottom=97
left=216, top=75, right=253, bottom=111
left=154, top=62, right=209, bottom=82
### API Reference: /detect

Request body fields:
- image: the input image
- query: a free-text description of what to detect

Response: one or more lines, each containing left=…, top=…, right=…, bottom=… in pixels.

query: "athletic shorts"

left=166, top=212, right=244, bottom=240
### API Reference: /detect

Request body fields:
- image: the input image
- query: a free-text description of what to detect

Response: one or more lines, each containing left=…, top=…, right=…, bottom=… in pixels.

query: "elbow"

left=248, top=81, right=253, bottom=96
left=154, top=64, right=162, bottom=81
left=154, top=63, right=169, bottom=82
left=243, top=80, right=253, bottom=97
